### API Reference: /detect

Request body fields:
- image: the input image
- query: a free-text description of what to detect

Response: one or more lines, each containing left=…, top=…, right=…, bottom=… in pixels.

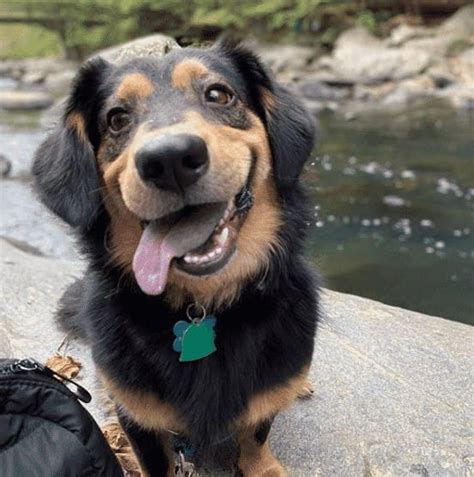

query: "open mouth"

left=132, top=195, right=250, bottom=296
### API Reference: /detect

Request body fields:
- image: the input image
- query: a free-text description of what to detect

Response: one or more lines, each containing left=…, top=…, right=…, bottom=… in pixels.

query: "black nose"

left=135, top=134, right=209, bottom=192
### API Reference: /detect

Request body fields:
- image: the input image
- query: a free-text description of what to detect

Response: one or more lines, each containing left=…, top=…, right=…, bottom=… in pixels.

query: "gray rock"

left=451, top=47, right=474, bottom=84
left=0, top=129, right=46, bottom=178
left=427, top=63, right=457, bottom=88
left=45, top=70, right=77, bottom=96
left=1, top=239, right=472, bottom=476
left=438, top=4, right=474, bottom=37
left=328, top=27, right=432, bottom=85
left=0, top=57, right=78, bottom=83
left=0, top=154, right=11, bottom=177
left=437, top=84, right=474, bottom=111
left=21, top=72, right=45, bottom=86
left=0, top=90, right=54, bottom=111
left=381, top=75, right=436, bottom=106
left=0, top=181, right=78, bottom=260
left=294, top=78, right=351, bottom=101
left=388, top=24, right=434, bottom=47
left=92, top=34, right=180, bottom=65
left=254, top=44, right=315, bottom=81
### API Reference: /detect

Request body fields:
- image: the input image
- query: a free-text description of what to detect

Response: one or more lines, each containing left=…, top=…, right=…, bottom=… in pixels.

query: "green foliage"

left=2, top=0, right=466, bottom=59
left=357, top=10, right=377, bottom=34
left=0, top=23, right=62, bottom=59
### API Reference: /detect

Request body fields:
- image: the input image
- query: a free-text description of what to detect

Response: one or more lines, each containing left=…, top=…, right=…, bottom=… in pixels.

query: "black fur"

left=33, top=41, right=319, bottom=474
left=32, top=59, right=110, bottom=230
left=216, top=38, right=316, bottom=189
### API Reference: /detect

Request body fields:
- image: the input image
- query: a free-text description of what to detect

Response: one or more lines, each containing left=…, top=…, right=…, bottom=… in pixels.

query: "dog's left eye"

left=107, top=108, right=131, bottom=132
left=204, top=86, right=234, bottom=106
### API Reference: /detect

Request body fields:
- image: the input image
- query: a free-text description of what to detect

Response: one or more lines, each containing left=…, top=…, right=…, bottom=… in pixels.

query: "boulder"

left=1, top=239, right=472, bottom=476
left=438, top=4, right=474, bottom=37
left=388, top=23, right=434, bottom=46
left=328, top=27, right=432, bottom=85
left=254, top=44, right=316, bottom=81
left=92, top=34, right=180, bottom=65
left=0, top=90, right=54, bottom=111
left=0, top=181, right=78, bottom=260
left=449, top=47, right=474, bottom=84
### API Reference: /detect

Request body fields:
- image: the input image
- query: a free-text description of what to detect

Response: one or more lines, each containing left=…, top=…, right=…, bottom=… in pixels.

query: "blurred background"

left=0, top=1, right=473, bottom=325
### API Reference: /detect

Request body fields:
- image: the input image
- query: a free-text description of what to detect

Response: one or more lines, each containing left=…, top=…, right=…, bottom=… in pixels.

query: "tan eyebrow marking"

left=116, top=73, right=154, bottom=100
left=171, top=60, right=208, bottom=90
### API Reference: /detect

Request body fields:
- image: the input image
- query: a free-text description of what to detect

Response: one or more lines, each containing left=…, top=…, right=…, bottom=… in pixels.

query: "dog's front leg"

left=117, top=411, right=174, bottom=477
left=237, top=418, right=287, bottom=477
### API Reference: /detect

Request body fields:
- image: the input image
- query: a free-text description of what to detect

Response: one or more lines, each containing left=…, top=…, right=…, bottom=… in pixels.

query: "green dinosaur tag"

left=173, top=316, right=216, bottom=362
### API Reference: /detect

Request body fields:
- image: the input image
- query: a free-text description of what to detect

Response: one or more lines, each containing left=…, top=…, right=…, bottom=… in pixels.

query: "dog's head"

left=33, top=39, right=315, bottom=308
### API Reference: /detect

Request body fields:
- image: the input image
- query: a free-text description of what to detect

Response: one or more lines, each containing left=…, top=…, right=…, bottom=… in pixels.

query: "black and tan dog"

left=33, top=39, right=319, bottom=476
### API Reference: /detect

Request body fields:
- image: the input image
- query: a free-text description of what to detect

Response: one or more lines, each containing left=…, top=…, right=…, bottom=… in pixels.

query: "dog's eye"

left=205, top=86, right=234, bottom=106
left=107, top=108, right=131, bottom=132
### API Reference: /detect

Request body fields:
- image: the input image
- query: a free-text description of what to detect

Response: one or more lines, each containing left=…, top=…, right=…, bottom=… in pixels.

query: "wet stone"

left=1, top=239, right=472, bottom=476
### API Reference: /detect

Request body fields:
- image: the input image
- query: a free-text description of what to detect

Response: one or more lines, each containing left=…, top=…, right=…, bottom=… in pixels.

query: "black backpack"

left=0, top=358, right=123, bottom=477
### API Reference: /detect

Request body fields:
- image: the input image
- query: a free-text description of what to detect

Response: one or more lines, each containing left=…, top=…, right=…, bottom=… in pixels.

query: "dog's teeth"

left=208, top=250, right=216, bottom=259
left=190, top=256, right=199, bottom=263
left=216, top=227, right=229, bottom=245
left=215, top=246, right=223, bottom=255
left=183, top=255, right=192, bottom=263
left=218, top=219, right=225, bottom=227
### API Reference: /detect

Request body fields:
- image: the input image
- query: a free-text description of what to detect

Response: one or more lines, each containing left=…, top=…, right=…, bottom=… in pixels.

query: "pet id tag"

left=173, top=304, right=216, bottom=362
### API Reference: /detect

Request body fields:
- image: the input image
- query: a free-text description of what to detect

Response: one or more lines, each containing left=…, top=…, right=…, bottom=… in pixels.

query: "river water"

left=306, top=103, right=473, bottom=325
left=1, top=99, right=473, bottom=324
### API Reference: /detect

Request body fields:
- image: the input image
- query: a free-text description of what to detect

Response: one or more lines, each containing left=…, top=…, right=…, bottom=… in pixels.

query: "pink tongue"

left=132, top=203, right=226, bottom=295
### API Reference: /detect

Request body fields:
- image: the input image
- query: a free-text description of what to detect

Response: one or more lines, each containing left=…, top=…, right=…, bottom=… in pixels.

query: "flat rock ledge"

left=0, top=239, right=472, bottom=477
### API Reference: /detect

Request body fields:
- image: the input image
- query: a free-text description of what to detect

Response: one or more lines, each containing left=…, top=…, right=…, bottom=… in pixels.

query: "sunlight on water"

left=305, top=102, right=474, bottom=325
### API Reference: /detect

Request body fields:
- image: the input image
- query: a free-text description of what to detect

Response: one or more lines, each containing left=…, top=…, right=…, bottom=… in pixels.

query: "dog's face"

left=34, top=40, right=315, bottom=308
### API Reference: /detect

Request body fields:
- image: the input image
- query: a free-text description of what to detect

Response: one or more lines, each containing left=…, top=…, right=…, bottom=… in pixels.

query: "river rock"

left=450, top=47, right=474, bottom=84
left=381, top=75, right=436, bottom=106
left=1, top=239, right=472, bottom=476
left=327, top=27, right=432, bottom=85
left=438, top=4, right=474, bottom=37
left=92, top=34, right=180, bottom=64
left=388, top=23, right=434, bottom=46
left=0, top=154, right=11, bottom=178
left=427, top=63, right=457, bottom=88
left=293, top=77, right=352, bottom=101
left=0, top=57, right=78, bottom=83
left=45, top=70, right=77, bottom=96
left=0, top=181, right=77, bottom=260
left=254, top=44, right=316, bottom=81
left=0, top=90, right=54, bottom=111
left=437, top=83, right=474, bottom=110
left=0, top=128, right=46, bottom=179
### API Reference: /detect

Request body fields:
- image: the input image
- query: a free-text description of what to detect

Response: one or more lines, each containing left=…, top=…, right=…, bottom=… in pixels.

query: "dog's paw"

left=297, top=378, right=315, bottom=400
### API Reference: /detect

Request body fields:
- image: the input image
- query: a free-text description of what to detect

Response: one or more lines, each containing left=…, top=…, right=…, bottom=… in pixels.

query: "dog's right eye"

left=107, top=108, right=131, bottom=132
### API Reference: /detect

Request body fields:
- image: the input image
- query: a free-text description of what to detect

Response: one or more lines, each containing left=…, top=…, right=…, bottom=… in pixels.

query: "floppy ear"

left=33, top=58, right=110, bottom=230
left=216, top=38, right=316, bottom=189
left=263, top=85, right=316, bottom=189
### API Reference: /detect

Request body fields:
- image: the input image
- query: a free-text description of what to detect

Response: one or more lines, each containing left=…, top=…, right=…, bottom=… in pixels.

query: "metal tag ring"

left=186, top=303, right=206, bottom=323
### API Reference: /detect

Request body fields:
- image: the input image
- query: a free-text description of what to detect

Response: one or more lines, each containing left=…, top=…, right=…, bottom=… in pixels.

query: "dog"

left=33, top=38, right=319, bottom=476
